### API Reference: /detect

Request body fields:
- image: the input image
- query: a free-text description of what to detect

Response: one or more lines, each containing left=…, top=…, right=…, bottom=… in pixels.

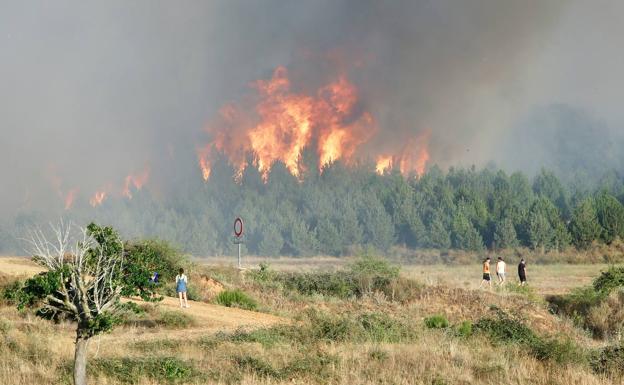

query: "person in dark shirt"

left=518, top=259, right=527, bottom=286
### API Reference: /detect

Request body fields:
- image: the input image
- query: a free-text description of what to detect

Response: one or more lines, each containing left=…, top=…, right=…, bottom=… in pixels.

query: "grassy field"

left=1, top=256, right=623, bottom=384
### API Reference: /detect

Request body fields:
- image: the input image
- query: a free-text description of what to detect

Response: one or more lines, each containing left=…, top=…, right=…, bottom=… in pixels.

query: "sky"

left=1, top=0, right=623, bottom=214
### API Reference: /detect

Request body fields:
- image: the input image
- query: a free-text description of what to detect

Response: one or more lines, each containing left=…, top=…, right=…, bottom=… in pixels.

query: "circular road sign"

left=234, top=217, right=244, bottom=238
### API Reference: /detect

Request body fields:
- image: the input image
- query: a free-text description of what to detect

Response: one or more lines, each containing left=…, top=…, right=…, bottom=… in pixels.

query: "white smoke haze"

left=1, top=0, right=622, bottom=216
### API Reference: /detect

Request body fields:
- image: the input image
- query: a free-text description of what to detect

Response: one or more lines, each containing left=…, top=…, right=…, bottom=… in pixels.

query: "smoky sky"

left=1, top=0, right=623, bottom=215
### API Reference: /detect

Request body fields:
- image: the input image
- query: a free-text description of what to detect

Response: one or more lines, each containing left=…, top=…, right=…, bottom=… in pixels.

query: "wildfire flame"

left=198, top=66, right=377, bottom=180
left=375, top=155, right=393, bottom=174
left=64, top=188, right=78, bottom=210
left=375, top=130, right=431, bottom=177
left=122, top=168, right=150, bottom=199
left=89, top=191, right=107, bottom=207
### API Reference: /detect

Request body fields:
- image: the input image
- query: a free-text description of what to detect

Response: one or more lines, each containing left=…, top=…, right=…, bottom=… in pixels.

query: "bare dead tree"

left=24, top=221, right=125, bottom=385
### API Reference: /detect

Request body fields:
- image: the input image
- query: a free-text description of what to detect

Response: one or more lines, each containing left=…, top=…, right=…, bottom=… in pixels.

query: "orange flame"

left=375, top=155, right=393, bottom=174
left=64, top=188, right=78, bottom=210
left=89, top=191, right=107, bottom=207
left=199, top=66, right=377, bottom=180
left=375, top=130, right=431, bottom=177
left=122, top=168, right=150, bottom=199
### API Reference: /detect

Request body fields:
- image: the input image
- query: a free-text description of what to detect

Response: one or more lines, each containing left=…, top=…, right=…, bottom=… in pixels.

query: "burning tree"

left=19, top=222, right=127, bottom=385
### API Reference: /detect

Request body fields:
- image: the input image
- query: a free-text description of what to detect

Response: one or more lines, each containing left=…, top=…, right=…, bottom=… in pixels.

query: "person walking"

left=176, top=268, right=190, bottom=308
left=496, top=257, right=506, bottom=286
left=518, top=259, right=527, bottom=286
left=479, top=257, right=492, bottom=288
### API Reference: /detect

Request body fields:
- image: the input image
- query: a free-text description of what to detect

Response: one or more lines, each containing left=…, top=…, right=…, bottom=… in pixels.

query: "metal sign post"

left=233, top=217, right=244, bottom=269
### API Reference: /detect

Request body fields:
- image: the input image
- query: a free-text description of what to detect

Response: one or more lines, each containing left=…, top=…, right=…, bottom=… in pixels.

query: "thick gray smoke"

left=1, top=0, right=622, bottom=216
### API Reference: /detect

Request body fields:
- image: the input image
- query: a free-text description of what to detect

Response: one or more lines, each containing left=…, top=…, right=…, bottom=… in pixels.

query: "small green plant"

left=424, top=314, right=449, bottom=329
left=157, top=310, right=196, bottom=328
left=455, top=320, right=473, bottom=337
left=215, top=289, right=258, bottom=310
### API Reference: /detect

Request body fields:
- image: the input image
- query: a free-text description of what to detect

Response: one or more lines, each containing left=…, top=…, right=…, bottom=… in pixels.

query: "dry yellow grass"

left=0, top=256, right=621, bottom=385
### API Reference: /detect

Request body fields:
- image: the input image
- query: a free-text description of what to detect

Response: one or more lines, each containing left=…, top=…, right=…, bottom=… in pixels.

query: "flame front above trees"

left=375, top=130, right=431, bottom=177
left=198, top=66, right=379, bottom=180
left=89, top=191, right=106, bottom=207
left=122, top=168, right=150, bottom=199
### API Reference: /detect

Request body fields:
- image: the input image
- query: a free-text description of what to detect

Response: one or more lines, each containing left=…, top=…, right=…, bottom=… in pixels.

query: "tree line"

left=2, top=154, right=624, bottom=257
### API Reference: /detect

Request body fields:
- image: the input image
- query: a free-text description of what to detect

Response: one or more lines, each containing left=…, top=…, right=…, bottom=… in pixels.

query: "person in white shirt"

left=175, top=268, right=190, bottom=308
left=496, top=257, right=506, bottom=286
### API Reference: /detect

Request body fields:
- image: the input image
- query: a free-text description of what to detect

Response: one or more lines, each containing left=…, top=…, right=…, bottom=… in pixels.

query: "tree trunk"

left=74, top=336, right=89, bottom=385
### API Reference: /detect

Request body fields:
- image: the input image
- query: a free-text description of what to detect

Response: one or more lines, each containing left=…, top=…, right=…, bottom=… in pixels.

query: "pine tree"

left=569, top=198, right=601, bottom=249
left=493, top=217, right=519, bottom=249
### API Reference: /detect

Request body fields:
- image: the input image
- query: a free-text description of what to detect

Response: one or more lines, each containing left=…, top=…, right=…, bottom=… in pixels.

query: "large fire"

left=198, top=66, right=379, bottom=180
left=122, top=168, right=150, bottom=199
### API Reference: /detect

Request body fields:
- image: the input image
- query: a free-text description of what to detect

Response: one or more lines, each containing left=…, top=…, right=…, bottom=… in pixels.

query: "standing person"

left=518, top=259, right=527, bottom=286
left=176, top=268, right=190, bottom=308
left=496, top=257, right=506, bottom=286
left=479, top=257, right=492, bottom=288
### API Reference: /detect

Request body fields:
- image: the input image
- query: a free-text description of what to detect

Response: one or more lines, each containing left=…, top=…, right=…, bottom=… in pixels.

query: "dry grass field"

left=1, top=256, right=623, bottom=385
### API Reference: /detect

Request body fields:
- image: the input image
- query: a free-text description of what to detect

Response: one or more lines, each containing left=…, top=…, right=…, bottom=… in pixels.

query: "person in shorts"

left=518, top=259, right=527, bottom=286
left=479, top=257, right=491, bottom=288
left=176, top=268, right=190, bottom=308
left=496, top=257, right=506, bottom=286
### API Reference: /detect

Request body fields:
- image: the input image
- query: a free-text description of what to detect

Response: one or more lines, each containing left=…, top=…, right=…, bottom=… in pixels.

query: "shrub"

left=455, top=320, right=473, bottom=337
left=117, top=302, right=147, bottom=315
left=157, top=310, right=196, bottom=328
left=547, top=286, right=605, bottom=323
left=215, top=289, right=258, bottom=310
left=234, top=351, right=339, bottom=381
left=424, top=315, right=449, bottom=329
left=278, top=271, right=357, bottom=298
left=90, top=356, right=200, bottom=384
left=349, top=253, right=400, bottom=295
left=593, top=266, right=624, bottom=294
left=199, top=310, right=416, bottom=347
left=474, top=309, right=540, bottom=346
left=586, top=289, right=624, bottom=339
left=592, top=344, right=624, bottom=375
left=475, top=308, right=586, bottom=364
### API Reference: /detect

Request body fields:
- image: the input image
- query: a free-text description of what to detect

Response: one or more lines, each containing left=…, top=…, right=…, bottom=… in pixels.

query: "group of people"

left=479, top=256, right=527, bottom=288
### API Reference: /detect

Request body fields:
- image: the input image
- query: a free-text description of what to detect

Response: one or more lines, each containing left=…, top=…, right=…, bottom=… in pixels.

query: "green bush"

left=474, top=308, right=586, bottom=365
left=474, top=309, right=540, bottom=345
left=591, top=344, right=624, bottom=375
left=424, top=314, right=449, bottom=329
left=215, top=289, right=258, bottom=310
left=198, top=310, right=416, bottom=347
left=90, top=356, right=200, bottom=384
left=117, top=302, right=147, bottom=315
left=455, top=320, right=473, bottom=337
left=157, top=310, right=196, bottom=328
left=593, top=266, right=624, bottom=294
left=278, top=271, right=357, bottom=298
